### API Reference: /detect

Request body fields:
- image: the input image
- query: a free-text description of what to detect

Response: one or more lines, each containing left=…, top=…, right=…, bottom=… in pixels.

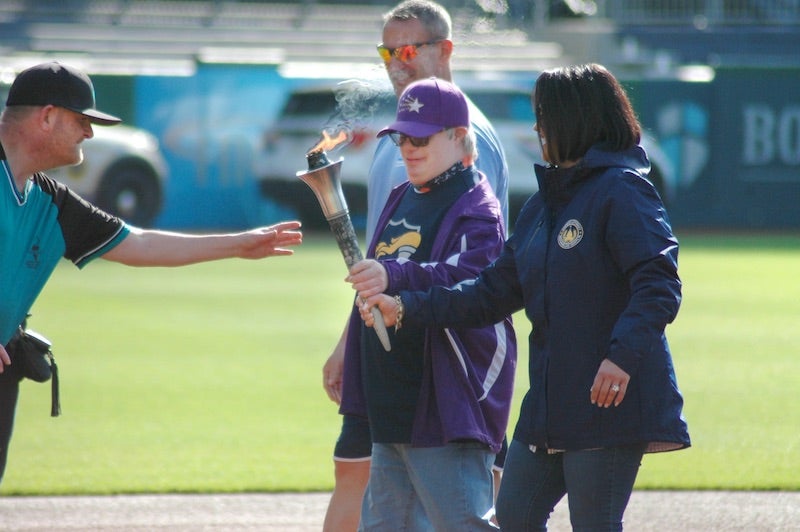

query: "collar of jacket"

left=535, top=160, right=592, bottom=209
left=534, top=143, right=648, bottom=208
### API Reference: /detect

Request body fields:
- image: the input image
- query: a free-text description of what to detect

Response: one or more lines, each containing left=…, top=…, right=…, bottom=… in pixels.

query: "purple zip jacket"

left=340, top=175, right=516, bottom=454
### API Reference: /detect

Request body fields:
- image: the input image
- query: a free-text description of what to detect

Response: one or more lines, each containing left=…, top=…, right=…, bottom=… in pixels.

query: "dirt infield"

left=1, top=491, right=799, bottom=531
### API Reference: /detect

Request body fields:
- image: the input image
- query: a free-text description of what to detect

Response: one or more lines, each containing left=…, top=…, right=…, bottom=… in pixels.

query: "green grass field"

left=2, top=232, right=799, bottom=495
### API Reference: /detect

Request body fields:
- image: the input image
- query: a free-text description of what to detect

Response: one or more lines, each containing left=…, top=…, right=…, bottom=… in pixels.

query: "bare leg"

left=490, top=467, right=503, bottom=525
left=323, top=459, right=371, bottom=532
left=493, top=468, right=502, bottom=502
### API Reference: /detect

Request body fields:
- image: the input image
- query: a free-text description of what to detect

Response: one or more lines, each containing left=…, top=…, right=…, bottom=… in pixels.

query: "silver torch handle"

left=327, top=212, right=391, bottom=351
left=297, top=154, right=391, bottom=351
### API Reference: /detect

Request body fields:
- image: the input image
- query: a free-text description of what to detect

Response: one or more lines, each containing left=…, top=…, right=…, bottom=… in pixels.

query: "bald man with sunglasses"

left=368, top=2, right=509, bottom=242
left=321, top=1, right=511, bottom=530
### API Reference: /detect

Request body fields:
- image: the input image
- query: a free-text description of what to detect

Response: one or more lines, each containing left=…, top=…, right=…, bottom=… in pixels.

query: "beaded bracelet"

left=394, top=295, right=404, bottom=332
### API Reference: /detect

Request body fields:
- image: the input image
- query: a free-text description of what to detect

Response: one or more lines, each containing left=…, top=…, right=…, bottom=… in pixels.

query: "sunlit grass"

left=2, top=233, right=799, bottom=494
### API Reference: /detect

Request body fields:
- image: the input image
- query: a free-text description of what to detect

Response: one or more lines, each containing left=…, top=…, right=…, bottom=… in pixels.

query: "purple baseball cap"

left=378, top=77, right=469, bottom=138
left=5, top=62, right=121, bottom=125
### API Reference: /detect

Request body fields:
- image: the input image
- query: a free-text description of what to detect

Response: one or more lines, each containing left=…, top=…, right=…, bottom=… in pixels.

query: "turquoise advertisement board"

left=135, top=63, right=298, bottom=229
left=631, top=67, right=800, bottom=229
left=123, top=64, right=800, bottom=230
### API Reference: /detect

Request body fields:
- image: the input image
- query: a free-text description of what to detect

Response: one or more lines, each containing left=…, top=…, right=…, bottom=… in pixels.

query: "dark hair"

left=384, top=0, right=452, bottom=41
left=533, top=63, right=641, bottom=164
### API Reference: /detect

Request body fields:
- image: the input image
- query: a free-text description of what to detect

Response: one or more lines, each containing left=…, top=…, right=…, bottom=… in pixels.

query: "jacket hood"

left=582, top=143, right=651, bottom=177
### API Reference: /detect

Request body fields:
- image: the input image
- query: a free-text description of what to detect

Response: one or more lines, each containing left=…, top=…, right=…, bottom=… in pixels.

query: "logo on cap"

left=399, top=96, right=425, bottom=114
left=377, top=77, right=469, bottom=139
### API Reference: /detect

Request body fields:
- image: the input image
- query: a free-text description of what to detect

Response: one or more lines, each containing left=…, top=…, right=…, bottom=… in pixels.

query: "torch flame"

left=308, top=129, right=349, bottom=155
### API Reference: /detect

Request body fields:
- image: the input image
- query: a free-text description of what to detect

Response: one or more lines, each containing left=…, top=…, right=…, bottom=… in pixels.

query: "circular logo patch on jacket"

left=557, top=219, right=584, bottom=249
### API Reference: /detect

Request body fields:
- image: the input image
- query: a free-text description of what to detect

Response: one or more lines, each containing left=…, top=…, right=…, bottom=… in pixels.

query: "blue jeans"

left=495, top=439, right=645, bottom=532
left=359, top=442, right=497, bottom=531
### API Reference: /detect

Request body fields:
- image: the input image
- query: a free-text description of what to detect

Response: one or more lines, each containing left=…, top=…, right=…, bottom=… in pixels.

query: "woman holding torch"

left=340, top=77, right=516, bottom=530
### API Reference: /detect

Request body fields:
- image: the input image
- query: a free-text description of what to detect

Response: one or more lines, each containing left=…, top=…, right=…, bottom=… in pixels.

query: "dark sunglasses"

left=388, top=132, right=433, bottom=147
left=376, top=40, right=442, bottom=63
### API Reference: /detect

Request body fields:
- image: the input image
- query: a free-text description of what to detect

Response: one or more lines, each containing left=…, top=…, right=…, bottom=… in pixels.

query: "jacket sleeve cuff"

left=608, top=341, right=642, bottom=377
left=382, top=259, right=403, bottom=293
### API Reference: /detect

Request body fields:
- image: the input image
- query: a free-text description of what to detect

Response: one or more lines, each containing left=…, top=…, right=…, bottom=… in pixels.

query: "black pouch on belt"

left=6, top=323, right=61, bottom=417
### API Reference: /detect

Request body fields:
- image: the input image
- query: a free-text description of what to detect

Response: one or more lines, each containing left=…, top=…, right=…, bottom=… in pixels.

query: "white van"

left=1, top=85, right=168, bottom=227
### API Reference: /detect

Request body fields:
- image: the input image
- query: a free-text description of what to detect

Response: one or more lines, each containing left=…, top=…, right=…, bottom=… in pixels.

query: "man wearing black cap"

left=5, top=62, right=123, bottom=126
left=0, top=62, right=303, bottom=483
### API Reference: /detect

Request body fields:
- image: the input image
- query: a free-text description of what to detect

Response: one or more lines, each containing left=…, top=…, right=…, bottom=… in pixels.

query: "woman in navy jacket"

left=362, top=64, right=690, bottom=530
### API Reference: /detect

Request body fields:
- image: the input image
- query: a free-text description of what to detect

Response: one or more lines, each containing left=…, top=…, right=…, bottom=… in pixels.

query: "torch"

left=297, top=139, right=391, bottom=352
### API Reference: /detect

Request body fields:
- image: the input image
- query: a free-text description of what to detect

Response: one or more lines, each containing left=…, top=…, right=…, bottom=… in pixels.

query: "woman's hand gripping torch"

left=297, top=147, right=391, bottom=351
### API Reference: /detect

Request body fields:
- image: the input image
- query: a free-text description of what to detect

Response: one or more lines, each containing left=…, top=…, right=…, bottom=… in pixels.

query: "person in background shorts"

left=320, top=1, right=511, bottom=530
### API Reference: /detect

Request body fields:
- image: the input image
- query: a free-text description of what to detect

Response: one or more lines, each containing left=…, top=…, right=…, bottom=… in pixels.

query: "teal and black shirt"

left=1, top=146, right=129, bottom=344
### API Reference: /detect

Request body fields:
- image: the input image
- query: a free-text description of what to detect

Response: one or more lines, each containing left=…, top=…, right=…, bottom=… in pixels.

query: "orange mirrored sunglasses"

left=376, top=40, right=442, bottom=63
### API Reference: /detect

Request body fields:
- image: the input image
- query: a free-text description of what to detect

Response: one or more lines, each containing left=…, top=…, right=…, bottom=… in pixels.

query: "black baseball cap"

left=5, top=62, right=122, bottom=126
